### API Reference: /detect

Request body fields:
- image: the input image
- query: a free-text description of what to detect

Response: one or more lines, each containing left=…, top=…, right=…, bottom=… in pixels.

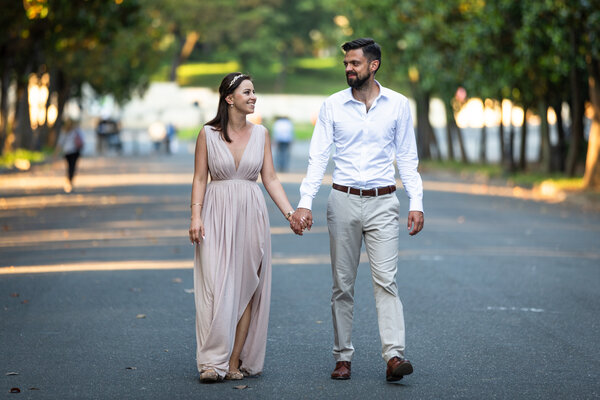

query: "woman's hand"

left=189, top=216, right=205, bottom=244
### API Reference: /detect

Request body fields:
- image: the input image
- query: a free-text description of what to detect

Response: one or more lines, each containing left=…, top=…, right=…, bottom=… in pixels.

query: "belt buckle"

left=359, top=188, right=363, bottom=197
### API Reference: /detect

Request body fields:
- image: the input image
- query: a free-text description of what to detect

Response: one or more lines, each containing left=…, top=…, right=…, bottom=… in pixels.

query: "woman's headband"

left=228, top=74, right=244, bottom=88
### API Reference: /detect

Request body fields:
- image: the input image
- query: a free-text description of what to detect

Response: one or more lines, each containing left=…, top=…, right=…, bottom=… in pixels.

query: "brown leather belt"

left=332, top=183, right=396, bottom=197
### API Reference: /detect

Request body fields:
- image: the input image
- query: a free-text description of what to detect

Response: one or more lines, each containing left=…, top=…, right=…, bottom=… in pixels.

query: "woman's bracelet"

left=285, top=210, right=294, bottom=220
left=191, top=203, right=203, bottom=208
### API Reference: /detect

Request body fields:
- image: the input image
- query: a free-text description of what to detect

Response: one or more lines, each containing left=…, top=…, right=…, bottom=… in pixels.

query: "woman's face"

left=228, top=79, right=256, bottom=115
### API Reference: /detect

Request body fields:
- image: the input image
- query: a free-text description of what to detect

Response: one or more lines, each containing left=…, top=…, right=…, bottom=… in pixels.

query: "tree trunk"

left=47, top=72, right=70, bottom=149
left=169, top=29, right=186, bottom=82
left=552, top=100, right=566, bottom=172
left=566, top=29, right=586, bottom=177
left=538, top=100, right=551, bottom=172
left=479, top=124, right=487, bottom=164
left=454, top=119, right=468, bottom=164
left=444, top=102, right=455, bottom=161
left=445, top=100, right=467, bottom=163
left=499, top=114, right=506, bottom=165
left=583, top=57, right=600, bottom=189
left=519, top=105, right=528, bottom=171
left=0, top=64, right=9, bottom=155
left=414, top=89, right=431, bottom=160
left=508, top=122, right=516, bottom=172
left=13, top=64, right=34, bottom=150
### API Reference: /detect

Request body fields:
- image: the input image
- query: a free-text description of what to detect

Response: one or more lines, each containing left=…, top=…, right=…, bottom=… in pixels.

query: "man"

left=290, top=38, right=424, bottom=382
left=272, top=116, right=295, bottom=171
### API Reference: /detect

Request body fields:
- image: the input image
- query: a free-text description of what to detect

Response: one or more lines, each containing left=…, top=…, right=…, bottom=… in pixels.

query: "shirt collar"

left=342, top=80, right=388, bottom=104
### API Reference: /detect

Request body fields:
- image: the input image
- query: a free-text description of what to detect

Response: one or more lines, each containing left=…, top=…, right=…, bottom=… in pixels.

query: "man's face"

left=343, top=49, right=377, bottom=89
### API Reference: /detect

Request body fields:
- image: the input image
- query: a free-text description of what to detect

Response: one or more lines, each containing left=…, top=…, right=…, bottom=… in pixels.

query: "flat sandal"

left=199, top=368, right=220, bottom=383
left=225, top=370, right=244, bottom=380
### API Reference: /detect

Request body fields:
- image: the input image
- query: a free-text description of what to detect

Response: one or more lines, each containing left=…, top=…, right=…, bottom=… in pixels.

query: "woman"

left=56, top=119, right=84, bottom=193
left=188, top=72, right=296, bottom=383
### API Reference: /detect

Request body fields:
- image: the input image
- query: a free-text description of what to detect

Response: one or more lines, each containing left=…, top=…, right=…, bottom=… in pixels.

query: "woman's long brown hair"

left=204, top=72, right=251, bottom=143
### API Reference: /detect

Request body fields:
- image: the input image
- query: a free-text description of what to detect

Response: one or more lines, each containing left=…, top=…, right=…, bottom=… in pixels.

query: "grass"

left=154, top=55, right=411, bottom=95
left=0, top=148, right=48, bottom=170
left=420, top=160, right=503, bottom=178
left=420, top=159, right=586, bottom=189
left=152, top=56, right=347, bottom=95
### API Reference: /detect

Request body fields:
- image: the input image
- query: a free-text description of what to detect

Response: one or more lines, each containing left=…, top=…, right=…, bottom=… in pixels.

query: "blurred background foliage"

left=1, top=0, right=600, bottom=189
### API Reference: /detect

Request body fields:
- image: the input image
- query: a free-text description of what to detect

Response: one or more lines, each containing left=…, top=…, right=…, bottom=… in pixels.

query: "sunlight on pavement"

left=1, top=246, right=597, bottom=275
left=0, top=226, right=328, bottom=248
left=1, top=170, right=564, bottom=205
left=0, top=194, right=160, bottom=210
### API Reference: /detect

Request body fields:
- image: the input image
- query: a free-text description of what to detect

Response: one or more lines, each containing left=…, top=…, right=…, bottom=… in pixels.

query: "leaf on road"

left=184, top=289, right=194, bottom=294
left=10, top=388, right=20, bottom=393
left=316, top=320, right=323, bottom=324
left=126, top=366, right=137, bottom=370
left=21, top=300, right=29, bottom=304
left=9, top=293, right=19, bottom=298
left=6, top=372, right=19, bottom=376
left=2, top=224, right=11, bottom=232
left=233, top=385, right=248, bottom=390
left=136, top=314, right=146, bottom=319
left=172, top=278, right=182, bottom=283
left=29, top=388, right=40, bottom=390
left=130, top=288, right=142, bottom=292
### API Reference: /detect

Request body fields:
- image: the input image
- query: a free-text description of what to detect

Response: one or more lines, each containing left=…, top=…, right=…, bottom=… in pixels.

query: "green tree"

left=0, top=0, right=165, bottom=154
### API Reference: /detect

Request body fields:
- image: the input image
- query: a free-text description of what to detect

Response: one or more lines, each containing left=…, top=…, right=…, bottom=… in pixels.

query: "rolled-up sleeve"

left=395, top=100, right=423, bottom=212
left=298, top=102, right=333, bottom=210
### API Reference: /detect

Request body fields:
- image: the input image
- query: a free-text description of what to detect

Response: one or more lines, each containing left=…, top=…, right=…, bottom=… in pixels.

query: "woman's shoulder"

left=253, top=123, right=268, bottom=135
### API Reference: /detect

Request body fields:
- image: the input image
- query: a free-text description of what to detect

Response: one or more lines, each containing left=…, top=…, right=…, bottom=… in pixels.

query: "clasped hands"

left=289, top=208, right=312, bottom=235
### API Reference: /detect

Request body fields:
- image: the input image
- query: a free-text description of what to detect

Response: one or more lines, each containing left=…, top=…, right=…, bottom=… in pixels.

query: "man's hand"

left=407, top=211, right=424, bottom=236
left=289, top=208, right=313, bottom=236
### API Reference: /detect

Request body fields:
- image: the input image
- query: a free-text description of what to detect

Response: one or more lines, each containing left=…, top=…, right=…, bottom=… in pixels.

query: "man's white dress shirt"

left=298, top=81, right=423, bottom=212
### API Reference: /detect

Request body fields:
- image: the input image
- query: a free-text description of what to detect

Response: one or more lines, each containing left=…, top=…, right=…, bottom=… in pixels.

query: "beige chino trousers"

left=327, top=188, right=405, bottom=363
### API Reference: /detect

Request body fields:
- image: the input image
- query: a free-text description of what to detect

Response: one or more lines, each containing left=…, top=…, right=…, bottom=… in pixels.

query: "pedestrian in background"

left=95, top=114, right=121, bottom=154
left=188, top=72, right=296, bottom=383
left=272, top=115, right=294, bottom=171
left=56, top=119, right=84, bottom=193
left=290, top=38, right=424, bottom=382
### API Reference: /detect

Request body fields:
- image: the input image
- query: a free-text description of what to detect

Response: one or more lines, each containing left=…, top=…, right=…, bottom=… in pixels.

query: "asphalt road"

left=1, top=146, right=599, bottom=399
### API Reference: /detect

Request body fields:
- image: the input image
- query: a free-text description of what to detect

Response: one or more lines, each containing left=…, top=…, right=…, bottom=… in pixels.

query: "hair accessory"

left=228, top=74, right=244, bottom=88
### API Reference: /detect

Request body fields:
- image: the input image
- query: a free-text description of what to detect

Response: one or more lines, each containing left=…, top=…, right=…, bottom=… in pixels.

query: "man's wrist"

left=297, top=197, right=313, bottom=210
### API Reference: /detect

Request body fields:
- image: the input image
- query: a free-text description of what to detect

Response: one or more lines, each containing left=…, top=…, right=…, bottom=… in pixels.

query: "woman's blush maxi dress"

left=194, top=124, right=272, bottom=378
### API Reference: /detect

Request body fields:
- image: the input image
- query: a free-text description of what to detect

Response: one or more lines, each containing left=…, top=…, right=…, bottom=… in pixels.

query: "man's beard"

left=346, top=72, right=370, bottom=89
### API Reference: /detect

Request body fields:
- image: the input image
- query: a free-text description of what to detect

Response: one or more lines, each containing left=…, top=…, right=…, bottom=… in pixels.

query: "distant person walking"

left=56, top=119, right=85, bottom=193
left=188, top=72, right=296, bottom=383
left=289, top=38, right=424, bottom=382
left=272, top=116, right=294, bottom=172
left=95, top=115, right=121, bottom=154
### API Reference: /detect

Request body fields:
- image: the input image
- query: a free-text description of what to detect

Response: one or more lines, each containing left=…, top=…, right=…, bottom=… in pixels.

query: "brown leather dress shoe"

left=331, top=361, right=351, bottom=380
left=386, top=357, right=413, bottom=381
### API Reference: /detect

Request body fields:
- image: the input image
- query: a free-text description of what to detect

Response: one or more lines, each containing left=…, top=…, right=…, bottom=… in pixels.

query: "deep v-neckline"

left=224, top=124, right=255, bottom=172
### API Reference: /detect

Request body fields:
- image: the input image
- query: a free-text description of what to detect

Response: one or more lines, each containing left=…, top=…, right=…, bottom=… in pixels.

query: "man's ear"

left=370, top=60, right=380, bottom=73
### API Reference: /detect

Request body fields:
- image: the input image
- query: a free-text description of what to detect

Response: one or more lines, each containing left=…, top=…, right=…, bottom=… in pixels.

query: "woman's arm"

left=260, top=129, right=295, bottom=222
left=189, top=128, right=209, bottom=243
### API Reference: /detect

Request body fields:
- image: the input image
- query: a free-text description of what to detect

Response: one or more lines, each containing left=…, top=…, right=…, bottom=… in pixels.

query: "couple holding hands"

left=188, top=38, right=424, bottom=384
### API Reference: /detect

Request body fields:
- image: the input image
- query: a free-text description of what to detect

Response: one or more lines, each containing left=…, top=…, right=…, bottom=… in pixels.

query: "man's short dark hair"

left=341, top=38, right=381, bottom=72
